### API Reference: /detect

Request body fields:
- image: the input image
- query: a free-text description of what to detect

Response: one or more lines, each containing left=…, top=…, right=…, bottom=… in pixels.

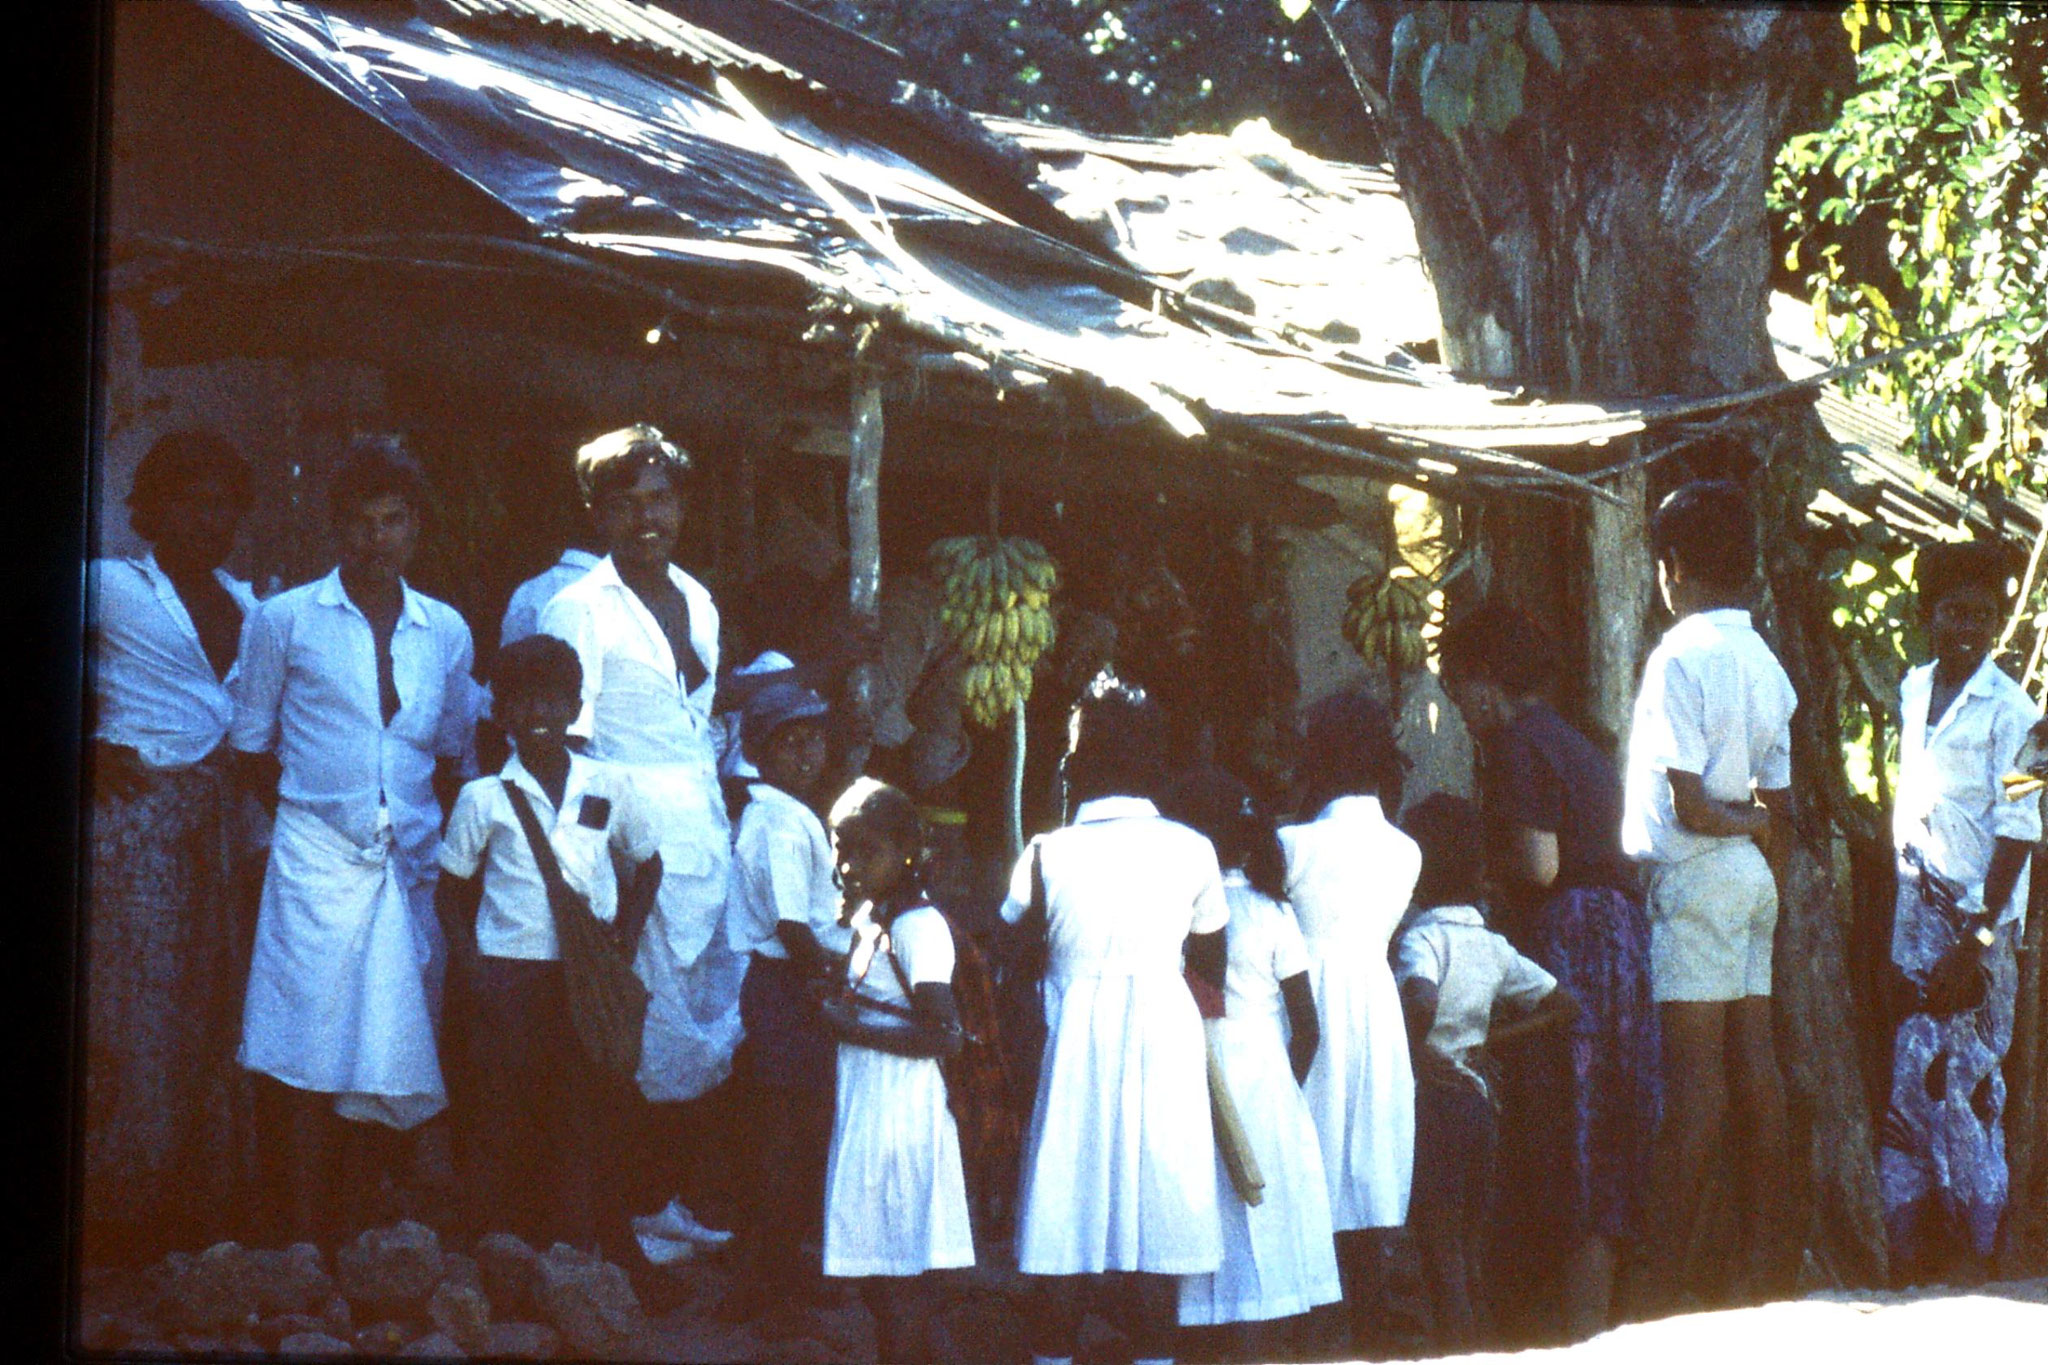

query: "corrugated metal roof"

left=427, top=0, right=813, bottom=85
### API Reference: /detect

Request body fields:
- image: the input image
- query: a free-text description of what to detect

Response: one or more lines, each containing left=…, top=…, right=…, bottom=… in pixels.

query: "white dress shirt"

left=539, top=555, right=720, bottom=770
left=727, top=781, right=852, bottom=959
left=1394, top=903, right=1557, bottom=1093
left=1622, top=608, right=1798, bottom=865
left=438, top=751, right=661, bottom=959
left=1895, top=657, right=2042, bottom=927
left=90, top=552, right=259, bottom=769
left=499, top=548, right=601, bottom=649
left=230, top=568, right=477, bottom=858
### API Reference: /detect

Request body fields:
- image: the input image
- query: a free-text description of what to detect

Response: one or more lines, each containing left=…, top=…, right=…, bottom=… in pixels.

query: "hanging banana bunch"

left=1342, top=570, right=1433, bottom=679
left=930, top=535, right=1059, bottom=730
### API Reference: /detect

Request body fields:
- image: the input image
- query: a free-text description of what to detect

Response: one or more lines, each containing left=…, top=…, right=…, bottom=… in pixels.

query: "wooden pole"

left=846, top=369, right=884, bottom=775
left=1586, top=465, right=1651, bottom=751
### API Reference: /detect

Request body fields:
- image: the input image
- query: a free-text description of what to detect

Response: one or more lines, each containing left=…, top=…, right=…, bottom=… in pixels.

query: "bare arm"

left=1399, top=976, right=1439, bottom=1053
left=1279, top=971, right=1320, bottom=1084
left=434, top=871, right=484, bottom=972
left=1984, top=837, right=2033, bottom=922
left=1667, top=769, right=1772, bottom=839
left=821, top=981, right=963, bottom=1059
left=1185, top=927, right=1227, bottom=997
left=1489, top=986, right=1579, bottom=1048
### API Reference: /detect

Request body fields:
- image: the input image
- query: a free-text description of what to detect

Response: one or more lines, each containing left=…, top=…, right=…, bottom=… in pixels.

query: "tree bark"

left=1323, top=2, right=1884, bottom=1285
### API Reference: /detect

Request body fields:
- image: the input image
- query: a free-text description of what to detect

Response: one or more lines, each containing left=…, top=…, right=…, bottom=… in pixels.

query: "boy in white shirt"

left=724, top=679, right=853, bottom=1330
left=437, top=633, right=663, bottom=1259
left=1620, top=479, right=1798, bottom=1309
left=1395, top=795, right=1576, bottom=1350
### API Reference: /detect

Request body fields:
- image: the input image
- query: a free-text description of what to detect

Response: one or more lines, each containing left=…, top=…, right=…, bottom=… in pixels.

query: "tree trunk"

left=1322, top=2, right=1883, bottom=1285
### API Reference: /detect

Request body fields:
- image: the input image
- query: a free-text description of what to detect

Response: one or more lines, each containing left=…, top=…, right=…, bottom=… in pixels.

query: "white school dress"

left=1000, top=796, right=1229, bottom=1276
left=232, top=570, right=478, bottom=1129
left=1280, top=794, right=1420, bottom=1231
left=821, top=900, right=976, bottom=1279
left=1180, top=873, right=1344, bottom=1325
left=540, top=555, right=741, bottom=1103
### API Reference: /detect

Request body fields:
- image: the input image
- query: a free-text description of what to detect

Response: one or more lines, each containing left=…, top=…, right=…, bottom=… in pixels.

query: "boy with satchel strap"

left=436, top=636, right=663, bottom=1259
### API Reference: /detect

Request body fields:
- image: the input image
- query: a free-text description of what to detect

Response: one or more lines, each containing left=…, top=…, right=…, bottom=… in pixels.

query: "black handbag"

left=501, top=781, right=650, bottom=1085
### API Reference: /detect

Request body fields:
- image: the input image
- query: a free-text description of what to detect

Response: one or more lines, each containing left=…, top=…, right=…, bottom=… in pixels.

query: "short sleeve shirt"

left=437, top=753, right=661, bottom=960
left=1484, top=702, right=1630, bottom=893
left=1621, top=609, right=1797, bottom=865
left=1394, top=903, right=1556, bottom=1083
left=1219, top=871, right=1311, bottom=1024
left=727, top=782, right=852, bottom=959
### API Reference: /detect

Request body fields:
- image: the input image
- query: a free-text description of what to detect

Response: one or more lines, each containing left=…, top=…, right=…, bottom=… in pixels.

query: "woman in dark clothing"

left=1436, top=601, right=1659, bottom=1342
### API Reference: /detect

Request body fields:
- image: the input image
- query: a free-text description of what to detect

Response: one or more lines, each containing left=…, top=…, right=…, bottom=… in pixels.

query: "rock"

left=250, top=1243, right=334, bottom=1316
left=473, top=1234, right=540, bottom=1320
left=533, top=1244, right=646, bottom=1356
left=427, top=1280, right=490, bottom=1348
left=256, top=1314, right=331, bottom=1349
left=1314, top=318, right=1364, bottom=345
left=121, top=1339, right=179, bottom=1358
left=155, top=1241, right=264, bottom=1332
left=278, top=1331, right=355, bottom=1356
left=438, top=1252, right=483, bottom=1296
left=354, top=1320, right=410, bottom=1355
left=476, top=1321, right=561, bottom=1359
left=317, top=1294, right=354, bottom=1338
left=336, top=1221, right=445, bottom=1318
left=398, top=1331, right=465, bottom=1359
left=174, top=1332, right=228, bottom=1354
left=929, top=1293, right=1027, bottom=1365
left=1186, top=275, right=1258, bottom=317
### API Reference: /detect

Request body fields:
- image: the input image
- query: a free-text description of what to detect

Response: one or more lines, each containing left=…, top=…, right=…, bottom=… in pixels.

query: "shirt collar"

left=1415, top=902, right=1487, bottom=928
left=1073, top=795, right=1158, bottom=825
left=1695, top=607, right=1753, bottom=629
left=560, top=548, right=602, bottom=572
left=313, top=566, right=430, bottom=628
left=501, top=750, right=590, bottom=812
left=747, top=780, right=812, bottom=815
left=1315, top=794, right=1386, bottom=825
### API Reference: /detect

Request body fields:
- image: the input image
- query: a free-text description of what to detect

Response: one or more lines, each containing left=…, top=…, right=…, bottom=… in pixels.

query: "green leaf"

left=1525, top=3, right=1564, bottom=70
left=1473, top=39, right=1527, bottom=135
left=1420, top=39, right=1479, bottom=136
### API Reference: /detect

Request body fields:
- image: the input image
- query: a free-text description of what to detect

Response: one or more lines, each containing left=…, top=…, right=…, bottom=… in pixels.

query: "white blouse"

left=90, top=552, right=258, bottom=768
left=1895, top=656, right=2042, bottom=926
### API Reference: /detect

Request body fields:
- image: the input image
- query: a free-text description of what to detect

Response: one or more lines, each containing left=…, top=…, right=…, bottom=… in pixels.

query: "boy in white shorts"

left=1620, top=479, right=1797, bottom=1311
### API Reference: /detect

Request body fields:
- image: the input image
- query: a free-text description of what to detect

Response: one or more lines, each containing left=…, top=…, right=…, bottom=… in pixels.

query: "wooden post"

left=1586, top=465, right=1650, bottom=752
left=845, top=369, right=884, bottom=774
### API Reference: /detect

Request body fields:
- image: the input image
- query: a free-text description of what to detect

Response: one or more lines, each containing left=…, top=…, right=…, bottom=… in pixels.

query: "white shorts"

left=1645, top=840, right=1778, bottom=1003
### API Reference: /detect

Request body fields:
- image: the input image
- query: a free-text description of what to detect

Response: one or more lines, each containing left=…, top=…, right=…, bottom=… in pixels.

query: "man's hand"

left=90, top=740, right=151, bottom=801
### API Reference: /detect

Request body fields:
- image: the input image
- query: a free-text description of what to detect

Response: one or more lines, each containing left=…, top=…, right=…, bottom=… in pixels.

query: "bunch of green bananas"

left=930, top=535, right=1059, bottom=729
left=1342, top=571, right=1432, bottom=674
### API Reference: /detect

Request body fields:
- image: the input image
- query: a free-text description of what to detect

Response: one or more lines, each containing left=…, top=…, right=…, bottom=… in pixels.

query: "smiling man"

left=538, top=424, right=744, bottom=1247
left=231, top=434, right=479, bottom=1244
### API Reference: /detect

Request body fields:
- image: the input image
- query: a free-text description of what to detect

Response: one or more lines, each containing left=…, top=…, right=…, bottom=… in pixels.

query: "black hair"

left=1164, top=766, right=1289, bottom=905
left=1649, top=479, right=1755, bottom=595
left=828, top=777, right=928, bottom=914
left=1063, top=672, right=1168, bottom=805
left=575, top=423, right=692, bottom=506
left=127, top=429, right=253, bottom=541
left=490, top=633, right=582, bottom=706
left=1435, top=598, right=1560, bottom=696
left=1296, top=690, right=1408, bottom=816
left=1403, top=793, right=1486, bottom=910
left=1915, top=539, right=2017, bottom=618
left=740, top=706, right=825, bottom=768
left=327, top=433, right=428, bottom=521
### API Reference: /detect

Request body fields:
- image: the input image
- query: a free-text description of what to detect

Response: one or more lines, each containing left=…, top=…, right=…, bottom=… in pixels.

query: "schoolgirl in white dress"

left=1165, top=769, right=1342, bottom=1343
left=820, top=779, right=973, bottom=1365
left=1279, top=691, right=1420, bottom=1343
left=999, top=676, right=1228, bottom=1365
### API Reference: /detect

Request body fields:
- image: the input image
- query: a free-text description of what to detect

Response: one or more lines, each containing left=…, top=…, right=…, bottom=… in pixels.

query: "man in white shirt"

left=500, top=544, right=602, bottom=649
left=1621, top=480, right=1798, bottom=1311
left=232, top=436, right=478, bottom=1244
left=1879, top=540, right=2041, bottom=1281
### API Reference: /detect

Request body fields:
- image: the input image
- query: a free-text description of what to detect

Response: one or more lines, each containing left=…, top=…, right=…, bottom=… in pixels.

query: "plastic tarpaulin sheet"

left=210, top=0, right=1653, bottom=451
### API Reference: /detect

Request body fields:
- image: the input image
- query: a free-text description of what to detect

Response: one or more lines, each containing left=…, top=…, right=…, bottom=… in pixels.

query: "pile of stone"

left=77, top=1222, right=657, bottom=1360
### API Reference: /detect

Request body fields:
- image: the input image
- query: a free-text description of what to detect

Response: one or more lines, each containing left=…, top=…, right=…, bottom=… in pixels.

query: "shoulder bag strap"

left=501, top=779, right=591, bottom=937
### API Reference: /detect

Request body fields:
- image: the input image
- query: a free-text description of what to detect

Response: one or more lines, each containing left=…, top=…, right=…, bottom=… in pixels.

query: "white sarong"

left=631, top=763, right=743, bottom=1103
left=238, top=800, right=445, bottom=1129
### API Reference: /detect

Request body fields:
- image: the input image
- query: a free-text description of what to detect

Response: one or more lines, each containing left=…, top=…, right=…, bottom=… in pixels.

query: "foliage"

left=1772, top=1, right=2048, bottom=803
left=1375, top=0, right=1561, bottom=138
left=788, top=0, right=1372, bottom=161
